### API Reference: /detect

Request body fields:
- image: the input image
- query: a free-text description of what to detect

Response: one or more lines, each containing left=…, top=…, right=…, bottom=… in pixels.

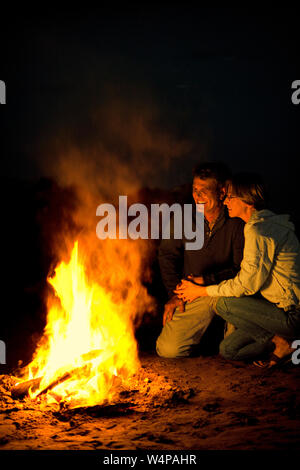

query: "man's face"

left=192, top=177, right=223, bottom=214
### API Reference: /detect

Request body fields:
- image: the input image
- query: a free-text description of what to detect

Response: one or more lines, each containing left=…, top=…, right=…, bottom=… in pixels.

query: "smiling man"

left=156, top=162, right=245, bottom=358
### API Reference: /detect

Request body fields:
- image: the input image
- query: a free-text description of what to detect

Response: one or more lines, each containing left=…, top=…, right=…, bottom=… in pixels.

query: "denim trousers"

left=216, top=296, right=300, bottom=361
left=156, top=296, right=219, bottom=358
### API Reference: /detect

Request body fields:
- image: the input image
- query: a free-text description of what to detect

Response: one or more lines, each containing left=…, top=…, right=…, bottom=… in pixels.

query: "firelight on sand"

left=23, top=241, right=140, bottom=408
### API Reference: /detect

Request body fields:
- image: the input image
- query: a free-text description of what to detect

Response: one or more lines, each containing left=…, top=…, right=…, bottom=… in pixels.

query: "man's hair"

left=193, top=161, right=231, bottom=187
left=229, top=172, right=266, bottom=210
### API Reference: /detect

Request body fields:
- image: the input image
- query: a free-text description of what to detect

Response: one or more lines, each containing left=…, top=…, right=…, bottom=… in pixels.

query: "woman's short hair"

left=228, top=172, right=266, bottom=210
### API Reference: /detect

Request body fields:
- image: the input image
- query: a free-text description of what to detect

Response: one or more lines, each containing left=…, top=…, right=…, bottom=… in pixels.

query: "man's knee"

left=156, top=335, right=188, bottom=358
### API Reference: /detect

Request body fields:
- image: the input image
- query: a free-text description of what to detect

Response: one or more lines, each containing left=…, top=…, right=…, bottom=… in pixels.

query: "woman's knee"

left=216, top=297, right=229, bottom=316
left=216, top=296, right=244, bottom=322
left=219, top=338, right=238, bottom=360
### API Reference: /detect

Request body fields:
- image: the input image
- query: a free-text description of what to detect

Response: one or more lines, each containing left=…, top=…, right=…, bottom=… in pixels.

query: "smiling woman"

left=180, top=172, right=300, bottom=367
left=224, top=173, right=266, bottom=222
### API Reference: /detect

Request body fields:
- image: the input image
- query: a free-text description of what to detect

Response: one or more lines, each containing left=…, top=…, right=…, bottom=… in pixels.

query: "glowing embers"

left=23, top=241, right=140, bottom=408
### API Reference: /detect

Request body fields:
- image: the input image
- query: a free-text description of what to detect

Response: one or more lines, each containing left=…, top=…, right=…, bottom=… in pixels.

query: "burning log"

left=11, top=373, right=75, bottom=400
left=11, top=349, right=103, bottom=400
left=11, top=377, right=42, bottom=399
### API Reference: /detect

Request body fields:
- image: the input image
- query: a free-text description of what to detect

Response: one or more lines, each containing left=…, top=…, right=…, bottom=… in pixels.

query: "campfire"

left=12, top=241, right=142, bottom=409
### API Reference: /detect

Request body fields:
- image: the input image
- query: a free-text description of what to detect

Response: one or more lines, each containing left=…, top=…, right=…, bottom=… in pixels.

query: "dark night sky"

left=0, top=7, right=299, bottom=210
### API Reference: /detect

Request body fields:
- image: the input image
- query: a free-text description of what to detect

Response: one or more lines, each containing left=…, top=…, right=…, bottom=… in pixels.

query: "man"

left=175, top=172, right=300, bottom=366
left=156, top=162, right=245, bottom=358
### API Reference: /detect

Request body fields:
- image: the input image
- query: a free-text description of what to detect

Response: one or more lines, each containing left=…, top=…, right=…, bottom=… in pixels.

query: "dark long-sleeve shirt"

left=158, top=207, right=245, bottom=298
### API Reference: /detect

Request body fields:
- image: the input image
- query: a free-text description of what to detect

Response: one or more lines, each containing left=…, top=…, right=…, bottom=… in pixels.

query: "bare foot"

left=269, top=335, right=294, bottom=366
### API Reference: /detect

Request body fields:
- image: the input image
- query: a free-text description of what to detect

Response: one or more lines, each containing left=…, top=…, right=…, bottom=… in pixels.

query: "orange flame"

left=25, top=241, right=140, bottom=408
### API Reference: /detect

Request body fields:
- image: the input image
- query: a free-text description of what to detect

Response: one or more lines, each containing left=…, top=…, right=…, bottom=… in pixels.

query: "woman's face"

left=224, top=185, right=250, bottom=219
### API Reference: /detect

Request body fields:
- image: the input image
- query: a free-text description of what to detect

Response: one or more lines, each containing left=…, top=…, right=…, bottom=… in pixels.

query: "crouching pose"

left=175, top=172, right=300, bottom=367
left=156, top=162, right=245, bottom=358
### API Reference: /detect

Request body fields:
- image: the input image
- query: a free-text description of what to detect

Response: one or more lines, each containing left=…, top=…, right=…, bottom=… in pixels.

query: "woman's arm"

left=175, top=225, right=276, bottom=301
left=206, top=225, right=275, bottom=298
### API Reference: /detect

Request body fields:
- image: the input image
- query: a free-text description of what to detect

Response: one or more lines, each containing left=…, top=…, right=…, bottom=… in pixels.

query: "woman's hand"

left=174, top=279, right=208, bottom=303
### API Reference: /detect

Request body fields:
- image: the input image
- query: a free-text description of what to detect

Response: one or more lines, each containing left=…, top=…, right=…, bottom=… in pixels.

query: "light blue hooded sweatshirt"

left=206, top=210, right=300, bottom=309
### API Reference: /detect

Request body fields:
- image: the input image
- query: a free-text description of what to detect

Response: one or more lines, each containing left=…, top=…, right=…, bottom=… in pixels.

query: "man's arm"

left=159, top=239, right=185, bottom=323
left=158, top=217, right=185, bottom=323
left=158, top=229, right=184, bottom=299
left=162, top=295, right=185, bottom=325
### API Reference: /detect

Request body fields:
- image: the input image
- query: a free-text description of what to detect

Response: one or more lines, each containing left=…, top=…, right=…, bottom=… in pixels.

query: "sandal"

left=253, top=358, right=272, bottom=369
left=253, top=351, right=293, bottom=369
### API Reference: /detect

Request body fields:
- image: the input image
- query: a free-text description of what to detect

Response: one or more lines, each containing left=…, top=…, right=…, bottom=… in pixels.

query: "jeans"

left=156, top=296, right=218, bottom=358
left=216, top=296, right=300, bottom=361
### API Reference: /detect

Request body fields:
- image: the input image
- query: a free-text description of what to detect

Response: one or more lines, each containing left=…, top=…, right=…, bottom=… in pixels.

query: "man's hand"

left=163, top=295, right=185, bottom=326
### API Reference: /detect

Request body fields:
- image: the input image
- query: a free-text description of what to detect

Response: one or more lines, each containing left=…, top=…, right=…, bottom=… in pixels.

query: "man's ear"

left=219, top=186, right=226, bottom=201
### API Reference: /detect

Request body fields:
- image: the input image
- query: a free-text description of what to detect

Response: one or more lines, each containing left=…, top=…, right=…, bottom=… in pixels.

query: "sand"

left=0, top=353, right=299, bottom=451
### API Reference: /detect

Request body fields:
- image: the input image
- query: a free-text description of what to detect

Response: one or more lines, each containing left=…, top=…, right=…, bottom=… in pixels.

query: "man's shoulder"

left=223, top=215, right=245, bottom=232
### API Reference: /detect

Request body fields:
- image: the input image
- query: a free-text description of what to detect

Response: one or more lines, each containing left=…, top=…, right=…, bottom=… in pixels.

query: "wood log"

left=36, top=372, right=72, bottom=397
left=11, top=349, right=103, bottom=400
left=11, top=377, right=42, bottom=399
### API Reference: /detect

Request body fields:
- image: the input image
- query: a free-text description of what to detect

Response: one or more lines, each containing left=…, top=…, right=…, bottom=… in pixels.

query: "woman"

left=175, top=173, right=300, bottom=367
